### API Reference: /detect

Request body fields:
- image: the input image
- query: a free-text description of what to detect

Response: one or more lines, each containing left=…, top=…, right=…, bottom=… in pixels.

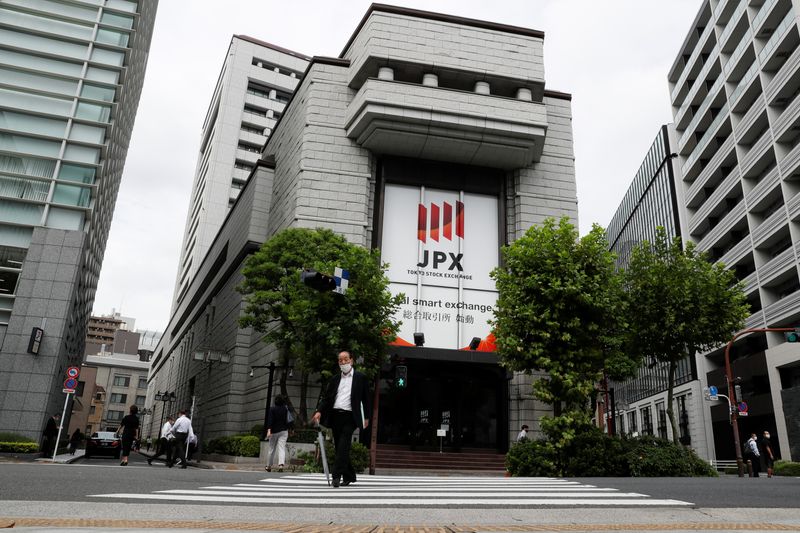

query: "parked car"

left=84, top=431, right=121, bottom=459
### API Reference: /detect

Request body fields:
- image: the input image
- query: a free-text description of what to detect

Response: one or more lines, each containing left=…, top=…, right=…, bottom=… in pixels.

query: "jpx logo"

left=416, top=201, right=464, bottom=271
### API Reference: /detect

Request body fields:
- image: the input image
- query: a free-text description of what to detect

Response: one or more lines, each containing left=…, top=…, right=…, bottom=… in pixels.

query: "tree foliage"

left=238, top=228, right=403, bottom=420
left=491, top=217, right=635, bottom=446
left=624, top=227, right=749, bottom=442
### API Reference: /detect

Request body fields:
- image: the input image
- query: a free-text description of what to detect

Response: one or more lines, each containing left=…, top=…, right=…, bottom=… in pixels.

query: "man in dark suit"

left=311, top=350, right=372, bottom=488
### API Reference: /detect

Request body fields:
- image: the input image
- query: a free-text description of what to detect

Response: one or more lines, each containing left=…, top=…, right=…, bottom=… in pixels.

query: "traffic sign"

left=738, top=401, right=748, bottom=415
left=708, top=386, right=718, bottom=396
left=66, top=366, right=80, bottom=378
left=63, top=377, right=78, bottom=392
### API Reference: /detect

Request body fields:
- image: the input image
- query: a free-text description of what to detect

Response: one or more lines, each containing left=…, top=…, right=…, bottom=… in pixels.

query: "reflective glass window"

left=0, top=111, right=68, bottom=138
left=0, top=174, right=50, bottom=202
left=63, top=144, right=100, bottom=164
left=0, top=67, right=78, bottom=97
left=0, top=28, right=89, bottom=60
left=96, top=28, right=129, bottom=47
left=100, top=11, right=134, bottom=29
left=0, top=154, right=56, bottom=179
left=0, top=199, right=44, bottom=225
left=81, top=84, right=116, bottom=102
left=90, top=47, right=124, bottom=66
left=53, top=183, right=91, bottom=207
left=2, top=0, right=99, bottom=21
left=68, top=123, right=106, bottom=144
left=58, top=164, right=96, bottom=184
left=0, top=132, right=61, bottom=158
left=0, top=49, right=82, bottom=78
left=75, top=102, right=111, bottom=122
left=0, top=88, right=73, bottom=117
left=0, top=7, right=94, bottom=40
left=0, top=225, right=33, bottom=248
left=105, top=0, right=138, bottom=12
left=85, top=67, right=119, bottom=84
left=0, top=270, right=20, bottom=295
left=46, top=206, right=84, bottom=230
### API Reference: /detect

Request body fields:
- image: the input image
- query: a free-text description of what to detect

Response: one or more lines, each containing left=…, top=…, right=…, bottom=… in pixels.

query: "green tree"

left=491, top=217, right=633, bottom=454
left=624, top=228, right=749, bottom=443
left=238, top=228, right=403, bottom=423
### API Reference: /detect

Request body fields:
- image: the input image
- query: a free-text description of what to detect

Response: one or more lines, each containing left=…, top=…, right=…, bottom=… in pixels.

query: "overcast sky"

left=92, top=0, right=702, bottom=331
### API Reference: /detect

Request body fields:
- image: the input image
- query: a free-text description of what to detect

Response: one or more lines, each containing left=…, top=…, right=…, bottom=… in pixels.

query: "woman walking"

left=265, top=395, right=292, bottom=472
left=116, top=405, right=140, bottom=466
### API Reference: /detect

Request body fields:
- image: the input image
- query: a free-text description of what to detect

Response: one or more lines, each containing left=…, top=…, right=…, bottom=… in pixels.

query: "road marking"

left=89, top=474, right=693, bottom=507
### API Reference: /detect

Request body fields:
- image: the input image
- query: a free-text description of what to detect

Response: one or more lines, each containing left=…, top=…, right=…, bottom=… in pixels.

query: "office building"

left=606, top=125, right=716, bottom=458
left=149, top=4, right=577, bottom=457
left=0, top=0, right=158, bottom=441
left=669, top=0, right=800, bottom=461
left=171, top=36, right=309, bottom=309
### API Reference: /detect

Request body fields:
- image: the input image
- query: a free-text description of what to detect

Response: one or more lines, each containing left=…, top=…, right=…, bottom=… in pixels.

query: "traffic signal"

left=734, top=384, right=743, bottom=403
left=785, top=328, right=800, bottom=342
left=395, top=365, right=408, bottom=388
left=300, top=269, right=336, bottom=292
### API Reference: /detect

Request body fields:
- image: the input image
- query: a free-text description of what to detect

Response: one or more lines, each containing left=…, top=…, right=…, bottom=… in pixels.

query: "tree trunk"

left=666, top=358, right=679, bottom=444
left=298, top=372, right=309, bottom=425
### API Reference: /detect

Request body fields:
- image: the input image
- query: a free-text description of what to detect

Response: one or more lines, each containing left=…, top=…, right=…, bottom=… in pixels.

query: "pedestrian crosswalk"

left=89, top=474, right=693, bottom=507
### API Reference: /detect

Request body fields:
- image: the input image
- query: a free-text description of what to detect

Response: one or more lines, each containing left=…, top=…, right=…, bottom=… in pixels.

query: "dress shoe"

left=147, top=459, right=152, bottom=465
left=341, top=480, right=351, bottom=486
left=265, top=465, right=271, bottom=472
left=332, top=478, right=340, bottom=488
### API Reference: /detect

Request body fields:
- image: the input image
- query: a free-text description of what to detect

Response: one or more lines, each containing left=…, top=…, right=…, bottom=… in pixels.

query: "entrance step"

left=375, top=444, right=506, bottom=471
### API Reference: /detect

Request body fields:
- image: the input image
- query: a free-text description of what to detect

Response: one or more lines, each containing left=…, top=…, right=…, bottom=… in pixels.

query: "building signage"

left=381, top=184, right=498, bottom=350
left=27, top=327, right=44, bottom=355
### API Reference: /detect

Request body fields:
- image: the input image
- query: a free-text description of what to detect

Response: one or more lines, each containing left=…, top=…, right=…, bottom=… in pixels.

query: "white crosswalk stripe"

left=89, top=474, right=693, bottom=507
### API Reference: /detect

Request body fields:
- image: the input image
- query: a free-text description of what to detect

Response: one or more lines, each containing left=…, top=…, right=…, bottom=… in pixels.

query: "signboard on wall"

left=381, top=184, right=499, bottom=350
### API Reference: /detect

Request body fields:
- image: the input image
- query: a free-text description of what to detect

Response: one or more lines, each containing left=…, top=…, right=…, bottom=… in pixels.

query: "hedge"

left=774, top=460, right=800, bottom=476
left=204, top=435, right=260, bottom=457
left=0, top=442, right=39, bottom=453
left=506, top=428, right=717, bottom=477
left=0, top=433, right=35, bottom=443
left=296, top=441, right=369, bottom=474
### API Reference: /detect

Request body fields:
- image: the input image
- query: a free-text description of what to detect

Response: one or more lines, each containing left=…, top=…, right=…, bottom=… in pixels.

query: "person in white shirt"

left=516, top=424, right=529, bottom=442
left=169, top=410, right=194, bottom=468
left=746, top=433, right=761, bottom=477
left=148, top=416, right=174, bottom=466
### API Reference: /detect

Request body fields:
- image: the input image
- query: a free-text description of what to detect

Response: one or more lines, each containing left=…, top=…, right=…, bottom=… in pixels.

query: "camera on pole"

left=300, top=269, right=336, bottom=292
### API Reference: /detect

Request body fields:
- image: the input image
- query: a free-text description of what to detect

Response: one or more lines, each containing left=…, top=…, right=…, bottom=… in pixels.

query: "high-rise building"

left=0, top=0, right=158, bottom=441
left=605, top=125, right=716, bottom=457
left=669, top=0, right=800, bottom=461
left=171, top=36, right=309, bottom=309
left=149, top=4, right=576, bottom=459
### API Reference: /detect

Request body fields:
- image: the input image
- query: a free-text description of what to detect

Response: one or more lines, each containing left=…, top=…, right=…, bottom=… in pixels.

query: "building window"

left=106, top=410, right=123, bottom=421
left=237, top=141, right=261, bottom=154
left=656, top=402, right=668, bottom=439
left=137, top=377, right=147, bottom=389
left=76, top=381, right=85, bottom=396
left=641, top=406, right=653, bottom=436
left=677, top=395, right=691, bottom=445
left=113, top=376, right=130, bottom=387
left=135, top=395, right=145, bottom=407
left=240, top=123, right=263, bottom=135
left=89, top=406, right=95, bottom=415
left=110, top=393, right=127, bottom=404
left=627, top=411, right=638, bottom=435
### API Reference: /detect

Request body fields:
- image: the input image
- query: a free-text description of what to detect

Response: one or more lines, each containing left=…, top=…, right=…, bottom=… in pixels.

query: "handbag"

left=286, top=405, right=294, bottom=425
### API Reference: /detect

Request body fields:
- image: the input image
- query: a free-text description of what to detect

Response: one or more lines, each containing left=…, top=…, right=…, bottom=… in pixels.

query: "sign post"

left=53, top=367, right=80, bottom=461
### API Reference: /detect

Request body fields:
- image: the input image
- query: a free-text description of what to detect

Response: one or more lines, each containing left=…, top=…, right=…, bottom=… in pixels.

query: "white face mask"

left=764, top=433, right=770, bottom=439
left=339, top=363, right=352, bottom=374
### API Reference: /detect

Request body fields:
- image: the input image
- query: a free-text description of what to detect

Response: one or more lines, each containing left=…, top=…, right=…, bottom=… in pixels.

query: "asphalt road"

left=0, top=456, right=798, bottom=508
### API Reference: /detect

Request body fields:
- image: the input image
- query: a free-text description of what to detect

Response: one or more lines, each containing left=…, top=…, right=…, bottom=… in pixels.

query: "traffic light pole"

left=723, top=327, right=796, bottom=477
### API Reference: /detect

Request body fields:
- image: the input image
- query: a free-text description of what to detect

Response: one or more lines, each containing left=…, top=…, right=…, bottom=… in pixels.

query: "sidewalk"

left=34, top=449, right=84, bottom=465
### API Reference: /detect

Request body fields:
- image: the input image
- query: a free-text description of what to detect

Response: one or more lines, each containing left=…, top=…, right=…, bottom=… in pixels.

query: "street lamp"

left=154, top=391, right=176, bottom=439
left=250, top=362, right=293, bottom=438
left=723, top=327, right=797, bottom=477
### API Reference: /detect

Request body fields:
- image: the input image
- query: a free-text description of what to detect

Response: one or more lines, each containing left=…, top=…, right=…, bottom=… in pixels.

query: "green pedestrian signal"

left=785, top=328, right=800, bottom=343
left=395, top=365, right=408, bottom=388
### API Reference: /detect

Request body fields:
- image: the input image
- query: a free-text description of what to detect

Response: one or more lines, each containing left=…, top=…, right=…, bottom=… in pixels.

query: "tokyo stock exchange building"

left=149, top=4, right=577, bottom=460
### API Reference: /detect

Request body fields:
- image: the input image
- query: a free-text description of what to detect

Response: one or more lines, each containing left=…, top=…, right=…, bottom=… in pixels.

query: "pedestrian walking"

left=169, top=409, right=194, bottom=468
left=265, top=395, right=292, bottom=472
left=516, top=424, right=529, bottom=442
left=311, top=350, right=372, bottom=488
left=41, top=414, right=60, bottom=456
left=148, top=416, right=174, bottom=466
left=761, top=430, right=776, bottom=478
left=68, top=428, right=82, bottom=455
left=745, top=433, right=761, bottom=477
left=116, top=405, right=140, bottom=466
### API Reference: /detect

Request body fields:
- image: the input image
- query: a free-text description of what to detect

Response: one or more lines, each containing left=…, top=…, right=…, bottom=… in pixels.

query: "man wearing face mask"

left=761, top=430, right=776, bottom=478
left=311, top=350, right=372, bottom=488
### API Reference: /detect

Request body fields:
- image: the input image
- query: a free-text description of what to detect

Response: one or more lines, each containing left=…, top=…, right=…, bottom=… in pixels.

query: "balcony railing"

left=720, top=1, right=748, bottom=50
left=771, top=90, right=800, bottom=140
left=779, top=140, right=800, bottom=176
left=752, top=0, right=780, bottom=36
left=741, top=270, right=760, bottom=294
left=764, top=289, right=800, bottom=324
left=738, top=130, right=774, bottom=176
left=729, top=61, right=761, bottom=110
left=688, top=167, right=741, bottom=233
left=683, top=102, right=730, bottom=174
left=745, top=165, right=780, bottom=209
left=751, top=206, right=788, bottom=246
left=758, top=11, right=796, bottom=65
left=724, top=28, right=754, bottom=78
left=758, top=246, right=796, bottom=285
left=735, top=96, right=766, bottom=139
left=679, top=75, right=725, bottom=150
left=675, top=44, right=721, bottom=126
left=720, top=233, right=752, bottom=267
left=765, top=45, right=800, bottom=102
left=697, top=201, right=746, bottom=252
left=671, top=23, right=714, bottom=104
left=787, top=191, right=800, bottom=220
left=686, top=136, right=736, bottom=204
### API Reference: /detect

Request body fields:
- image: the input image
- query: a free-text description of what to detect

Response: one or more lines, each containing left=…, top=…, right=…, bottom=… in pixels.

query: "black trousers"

left=152, top=437, right=172, bottom=463
left=331, top=410, right=357, bottom=482
left=172, top=432, right=188, bottom=464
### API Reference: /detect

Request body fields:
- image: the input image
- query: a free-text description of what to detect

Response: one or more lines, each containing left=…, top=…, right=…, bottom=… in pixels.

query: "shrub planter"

left=200, top=453, right=261, bottom=464
left=260, top=441, right=316, bottom=463
left=0, top=451, right=41, bottom=461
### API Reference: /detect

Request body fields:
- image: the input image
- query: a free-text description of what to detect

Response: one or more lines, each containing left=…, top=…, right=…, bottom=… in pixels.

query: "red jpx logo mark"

left=417, top=201, right=464, bottom=243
